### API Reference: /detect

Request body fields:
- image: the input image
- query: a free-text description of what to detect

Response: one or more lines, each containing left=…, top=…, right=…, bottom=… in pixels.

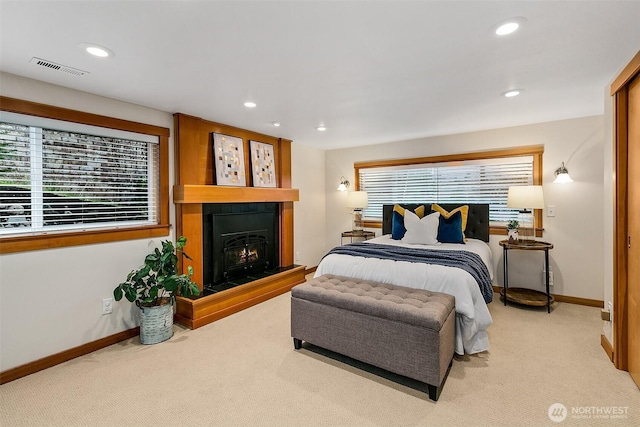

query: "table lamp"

left=507, top=185, right=544, bottom=242
left=346, top=191, right=368, bottom=232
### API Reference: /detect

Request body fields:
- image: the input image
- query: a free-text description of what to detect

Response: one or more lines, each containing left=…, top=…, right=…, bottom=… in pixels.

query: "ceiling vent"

left=29, top=57, right=89, bottom=77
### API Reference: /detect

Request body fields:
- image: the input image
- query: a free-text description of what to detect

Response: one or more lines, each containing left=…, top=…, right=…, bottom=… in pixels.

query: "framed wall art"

left=212, top=133, right=246, bottom=186
left=250, top=140, right=277, bottom=188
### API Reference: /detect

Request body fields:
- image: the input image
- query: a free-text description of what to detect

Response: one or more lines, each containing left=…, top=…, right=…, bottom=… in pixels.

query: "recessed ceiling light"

left=495, top=17, right=526, bottom=36
left=503, top=89, right=523, bottom=98
left=496, top=22, right=519, bottom=36
left=316, top=126, right=327, bottom=131
left=272, top=121, right=281, bottom=127
left=79, top=43, right=114, bottom=58
left=87, top=47, right=109, bottom=57
left=244, top=101, right=257, bottom=108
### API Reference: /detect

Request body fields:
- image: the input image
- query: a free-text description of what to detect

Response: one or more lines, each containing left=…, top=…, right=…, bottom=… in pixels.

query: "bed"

left=314, top=203, right=494, bottom=355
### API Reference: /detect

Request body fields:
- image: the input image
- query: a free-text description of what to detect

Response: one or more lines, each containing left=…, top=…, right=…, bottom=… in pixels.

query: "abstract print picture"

left=213, top=133, right=246, bottom=186
left=250, top=140, right=276, bottom=188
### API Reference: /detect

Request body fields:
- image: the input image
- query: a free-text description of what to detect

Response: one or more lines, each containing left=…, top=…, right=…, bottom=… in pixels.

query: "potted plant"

left=113, top=236, right=200, bottom=344
left=506, top=220, right=519, bottom=242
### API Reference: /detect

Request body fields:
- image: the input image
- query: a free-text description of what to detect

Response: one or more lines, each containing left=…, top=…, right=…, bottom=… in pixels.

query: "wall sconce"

left=553, top=130, right=599, bottom=184
left=507, top=185, right=544, bottom=242
left=553, top=162, right=574, bottom=184
left=337, top=176, right=350, bottom=191
left=346, top=191, right=368, bottom=231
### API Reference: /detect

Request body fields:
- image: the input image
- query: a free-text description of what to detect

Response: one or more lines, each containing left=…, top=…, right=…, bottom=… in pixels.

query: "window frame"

left=354, top=145, right=544, bottom=236
left=0, top=96, right=170, bottom=254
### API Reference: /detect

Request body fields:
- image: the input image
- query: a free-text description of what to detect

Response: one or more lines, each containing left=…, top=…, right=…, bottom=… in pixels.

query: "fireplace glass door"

left=222, top=231, right=269, bottom=279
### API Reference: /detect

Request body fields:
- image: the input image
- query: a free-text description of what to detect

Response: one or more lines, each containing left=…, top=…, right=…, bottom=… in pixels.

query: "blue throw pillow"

left=391, top=205, right=427, bottom=240
left=437, top=210, right=465, bottom=244
left=391, top=210, right=406, bottom=240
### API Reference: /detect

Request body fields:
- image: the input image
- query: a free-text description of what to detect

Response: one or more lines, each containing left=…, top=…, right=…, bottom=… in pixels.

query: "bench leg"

left=428, top=358, right=453, bottom=401
left=427, top=384, right=442, bottom=401
left=293, top=338, right=302, bottom=349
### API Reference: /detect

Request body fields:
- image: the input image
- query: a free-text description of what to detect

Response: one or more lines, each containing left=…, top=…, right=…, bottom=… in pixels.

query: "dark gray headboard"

left=382, top=203, right=490, bottom=242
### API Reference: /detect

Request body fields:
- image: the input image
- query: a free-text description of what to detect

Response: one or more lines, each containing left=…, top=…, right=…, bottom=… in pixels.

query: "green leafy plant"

left=113, top=236, right=200, bottom=307
left=507, top=220, right=519, bottom=230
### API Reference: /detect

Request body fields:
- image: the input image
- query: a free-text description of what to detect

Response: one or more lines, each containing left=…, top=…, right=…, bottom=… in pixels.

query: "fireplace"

left=202, top=203, right=279, bottom=294
left=222, top=230, right=270, bottom=278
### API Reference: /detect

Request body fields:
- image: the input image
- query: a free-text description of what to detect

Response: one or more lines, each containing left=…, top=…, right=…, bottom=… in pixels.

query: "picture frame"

left=249, top=140, right=277, bottom=188
left=212, top=133, right=246, bottom=186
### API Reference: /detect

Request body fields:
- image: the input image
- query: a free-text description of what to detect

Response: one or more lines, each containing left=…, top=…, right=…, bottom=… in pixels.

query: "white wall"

left=291, top=143, right=326, bottom=268
left=0, top=73, right=175, bottom=371
left=602, top=85, right=614, bottom=344
left=324, top=116, right=605, bottom=301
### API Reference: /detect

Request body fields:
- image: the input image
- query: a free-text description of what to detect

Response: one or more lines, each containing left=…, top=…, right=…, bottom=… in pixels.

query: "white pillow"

left=401, top=210, right=440, bottom=245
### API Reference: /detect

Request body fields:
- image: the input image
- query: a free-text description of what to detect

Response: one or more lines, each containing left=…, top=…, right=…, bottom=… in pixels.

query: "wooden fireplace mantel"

left=173, top=185, right=299, bottom=204
left=172, top=113, right=305, bottom=329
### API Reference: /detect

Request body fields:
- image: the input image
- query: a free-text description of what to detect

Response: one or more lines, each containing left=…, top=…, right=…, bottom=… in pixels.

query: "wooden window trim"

left=355, top=145, right=544, bottom=236
left=0, top=96, right=171, bottom=254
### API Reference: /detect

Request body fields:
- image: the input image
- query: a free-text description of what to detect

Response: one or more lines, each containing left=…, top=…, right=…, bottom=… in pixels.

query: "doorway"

left=612, top=50, right=640, bottom=389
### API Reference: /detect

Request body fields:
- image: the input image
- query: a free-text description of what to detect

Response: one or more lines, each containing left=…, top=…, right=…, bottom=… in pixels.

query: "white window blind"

left=0, top=117, right=159, bottom=236
left=359, top=156, right=533, bottom=223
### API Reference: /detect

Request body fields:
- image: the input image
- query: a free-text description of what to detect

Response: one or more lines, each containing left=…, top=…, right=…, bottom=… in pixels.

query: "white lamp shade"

left=553, top=162, right=574, bottom=184
left=346, top=191, right=368, bottom=208
left=337, top=176, right=350, bottom=191
left=553, top=172, right=574, bottom=184
left=507, top=185, right=544, bottom=209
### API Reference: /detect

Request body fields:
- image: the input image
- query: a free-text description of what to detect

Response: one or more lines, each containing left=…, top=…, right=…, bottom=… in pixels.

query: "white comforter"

left=314, top=235, right=494, bottom=355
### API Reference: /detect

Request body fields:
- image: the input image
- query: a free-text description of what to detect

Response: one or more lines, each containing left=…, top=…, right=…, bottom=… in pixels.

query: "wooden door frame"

left=611, top=50, right=640, bottom=370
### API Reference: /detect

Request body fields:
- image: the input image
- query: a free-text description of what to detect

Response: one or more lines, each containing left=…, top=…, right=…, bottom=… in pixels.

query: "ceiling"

left=1, top=1, right=639, bottom=150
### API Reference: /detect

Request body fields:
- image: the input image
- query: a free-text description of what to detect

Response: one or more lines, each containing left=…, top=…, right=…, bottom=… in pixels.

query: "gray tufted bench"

left=291, top=274, right=456, bottom=401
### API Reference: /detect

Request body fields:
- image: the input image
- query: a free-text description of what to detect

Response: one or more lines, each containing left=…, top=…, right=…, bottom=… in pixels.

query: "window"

left=354, top=146, right=543, bottom=233
left=1, top=116, right=159, bottom=234
left=0, top=97, right=170, bottom=253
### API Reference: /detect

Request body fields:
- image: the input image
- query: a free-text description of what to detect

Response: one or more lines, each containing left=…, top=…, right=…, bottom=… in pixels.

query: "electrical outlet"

left=547, top=205, right=556, bottom=217
left=542, top=268, right=554, bottom=286
left=295, top=251, right=301, bottom=261
left=102, top=298, right=113, bottom=315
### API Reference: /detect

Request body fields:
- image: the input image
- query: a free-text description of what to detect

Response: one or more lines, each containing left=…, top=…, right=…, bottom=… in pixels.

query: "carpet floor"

left=1, top=287, right=639, bottom=426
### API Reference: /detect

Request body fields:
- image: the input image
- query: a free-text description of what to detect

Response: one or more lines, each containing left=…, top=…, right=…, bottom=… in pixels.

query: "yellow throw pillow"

left=393, top=204, right=425, bottom=218
left=431, top=203, right=469, bottom=239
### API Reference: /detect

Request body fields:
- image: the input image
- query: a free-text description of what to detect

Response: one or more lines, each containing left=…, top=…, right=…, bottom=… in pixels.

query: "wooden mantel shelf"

left=173, top=185, right=299, bottom=204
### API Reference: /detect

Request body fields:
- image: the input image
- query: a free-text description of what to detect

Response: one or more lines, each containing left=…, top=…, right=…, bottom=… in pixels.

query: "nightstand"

left=499, top=240, right=554, bottom=313
left=341, top=230, right=375, bottom=245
